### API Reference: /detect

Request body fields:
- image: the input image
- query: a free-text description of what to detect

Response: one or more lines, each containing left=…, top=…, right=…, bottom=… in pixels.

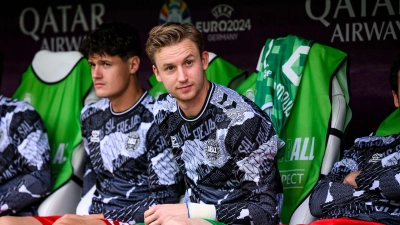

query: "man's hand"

left=144, top=204, right=187, bottom=225
left=343, top=171, right=361, bottom=187
left=53, top=214, right=105, bottom=225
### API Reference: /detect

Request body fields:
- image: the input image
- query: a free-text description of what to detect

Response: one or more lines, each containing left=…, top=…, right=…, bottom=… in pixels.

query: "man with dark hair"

left=0, top=21, right=183, bottom=225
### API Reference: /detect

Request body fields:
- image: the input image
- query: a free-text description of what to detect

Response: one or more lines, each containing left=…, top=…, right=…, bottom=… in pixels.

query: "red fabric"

left=32, top=216, right=61, bottom=225
left=101, top=219, right=112, bottom=225
left=100, top=219, right=130, bottom=225
left=32, top=216, right=123, bottom=225
left=308, top=218, right=385, bottom=225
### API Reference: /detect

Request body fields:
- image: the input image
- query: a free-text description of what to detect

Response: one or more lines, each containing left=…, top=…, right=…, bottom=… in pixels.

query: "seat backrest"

left=12, top=50, right=97, bottom=215
left=288, top=75, right=347, bottom=224
left=236, top=37, right=351, bottom=224
left=76, top=184, right=96, bottom=215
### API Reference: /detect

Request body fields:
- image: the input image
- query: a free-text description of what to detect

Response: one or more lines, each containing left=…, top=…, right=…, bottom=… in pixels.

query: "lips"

left=178, top=84, right=192, bottom=91
left=94, top=82, right=105, bottom=88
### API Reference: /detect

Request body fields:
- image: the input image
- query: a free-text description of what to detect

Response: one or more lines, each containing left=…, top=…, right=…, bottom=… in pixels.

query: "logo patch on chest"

left=205, top=139, right=221, bottom=161
left=91, top=130, right=100, bottom=142
left=369, top=153, right=382, bottom=163
left=171, top=136, right=179, bottom=148
left=125, top=131, right=140, bottom=152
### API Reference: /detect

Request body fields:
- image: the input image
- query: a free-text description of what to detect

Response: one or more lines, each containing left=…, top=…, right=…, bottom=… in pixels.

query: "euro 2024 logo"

left=158, top=0, right=192, bottom=24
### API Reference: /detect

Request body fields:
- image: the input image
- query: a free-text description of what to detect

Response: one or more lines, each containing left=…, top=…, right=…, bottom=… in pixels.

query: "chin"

left=176, top=93, right=195, bottom=102
left=95, top=91, right=107, bottom=99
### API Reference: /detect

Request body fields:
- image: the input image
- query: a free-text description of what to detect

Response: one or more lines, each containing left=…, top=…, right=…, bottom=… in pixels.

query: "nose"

left=91, top=66, right=102, bottom=79
left=177, top=67, right=188, bottom=82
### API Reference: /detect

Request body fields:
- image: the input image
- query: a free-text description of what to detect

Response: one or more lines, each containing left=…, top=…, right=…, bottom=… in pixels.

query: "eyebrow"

left=161, top=54, right=195, bottom=68
left=89, top=59, right=111, bottom=64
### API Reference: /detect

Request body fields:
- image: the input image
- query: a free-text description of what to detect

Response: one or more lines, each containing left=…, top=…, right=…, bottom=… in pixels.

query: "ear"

left=129, top=56, right=140, bottom=74
left=201, top=51, right=209, bottom=71
left=152, top=65, right=162, bottom=82
left=392, top=90, right=399, bottom=108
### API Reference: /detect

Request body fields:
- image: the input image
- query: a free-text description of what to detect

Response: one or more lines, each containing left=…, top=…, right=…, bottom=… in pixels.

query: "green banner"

left=255, top=35, right=313, bottom=148
left=237, top=41, right=350, bottom=223
left=277, top=43, right=349, bottom=223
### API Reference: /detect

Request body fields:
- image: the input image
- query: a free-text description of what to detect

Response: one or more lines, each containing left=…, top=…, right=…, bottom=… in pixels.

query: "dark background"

left=1, top=0, right=399, bottom=150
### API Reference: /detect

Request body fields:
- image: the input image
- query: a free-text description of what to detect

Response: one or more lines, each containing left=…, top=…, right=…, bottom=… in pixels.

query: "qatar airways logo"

left=195, top=4, right=252, bottom=42
left=305, top=0, right=400, bottom=42
left=19, top=3, right=105, bottom=51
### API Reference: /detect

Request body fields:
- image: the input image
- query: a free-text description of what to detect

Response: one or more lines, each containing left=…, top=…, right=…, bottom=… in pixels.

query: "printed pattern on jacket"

left=0, top=96, right=51, bottom=216
left=153, top=83, right=282, bottom=225
left=80, top=92, right=183, bottom=224
left=309, top=134, right=400, bottom=225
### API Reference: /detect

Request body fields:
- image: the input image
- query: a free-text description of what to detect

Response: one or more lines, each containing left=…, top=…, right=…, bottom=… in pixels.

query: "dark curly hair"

left=79, top=21, right=141, bottom=62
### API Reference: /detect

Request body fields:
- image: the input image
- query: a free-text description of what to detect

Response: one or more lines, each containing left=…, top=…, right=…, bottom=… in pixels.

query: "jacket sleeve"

left=355, top=138, right=400, bottom=200
left=101, top=123, right=184, bottom=223
left=356, top=165, right=400, bottom=199
left=309, top=147, right=359, bottom=218
left=82, top=149, right=97, bottom=197
left=214, top=113, right=281, bottom=225
left=146, top=122, right=184, bottom=204
left=0, top=107, right=51, bottom=215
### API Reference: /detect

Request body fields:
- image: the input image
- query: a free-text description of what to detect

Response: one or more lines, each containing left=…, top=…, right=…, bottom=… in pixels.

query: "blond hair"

left=145, top=22, right=204, bottom=65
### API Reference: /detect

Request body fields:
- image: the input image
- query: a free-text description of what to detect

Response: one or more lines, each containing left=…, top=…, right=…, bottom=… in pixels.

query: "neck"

left=110, top=77, right=143, bottom=113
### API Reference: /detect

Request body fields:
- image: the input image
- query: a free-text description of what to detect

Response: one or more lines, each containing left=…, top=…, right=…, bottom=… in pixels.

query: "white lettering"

left=281, top=173, right=304, bottom=185
left=306, top=0, right=400, bottom=30
left=207, top=33, right=239, bottom=41
left=20, top=8, right=40, bottom=40
left=365, top=21, right=386, bottom=39
left=331, top=21, right=400, bottom=42
left=53, top=143, right=67, bottom=164
left=91, top=3, right=105, bottom=29
left=41, top=7, right=59, bottom=34
left=19, top=3, right=105, bottom=41
left=383, top=21, right=397, bottom=40
left=372, top=0, right=395, bottom=16
left=196, top=19, right=251, bottom=33
left=40, top=36, right=85, bottom=51
left=352, top=22, right=364, bottom=41
left=71, top=4, right=89, bottom=32
left=290, top=137, right=315, bottom=161
left=333, top=0, right=356, bottom=19
left=57, top=5, right=72, bottom=32
left=305, top=0, right=331, bottom=27
left=291, top=138, right=301, bottom=161
left=331, top=24, right=345, bottom=42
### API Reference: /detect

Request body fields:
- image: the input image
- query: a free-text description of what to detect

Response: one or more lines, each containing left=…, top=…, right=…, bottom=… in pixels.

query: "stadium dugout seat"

left=76, top=184, right=96, bottom=215
left=236, top=35, right=352, bottom=224
left=12, top=50, right=98, bottom=215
